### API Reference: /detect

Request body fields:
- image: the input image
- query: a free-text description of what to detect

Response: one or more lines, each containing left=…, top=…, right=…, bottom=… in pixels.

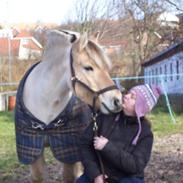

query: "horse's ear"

left=60, top=30, right=80, bottom=43
left=74, top=32, right=88, bottom=52
left=90, top=31, right=100, bottom=43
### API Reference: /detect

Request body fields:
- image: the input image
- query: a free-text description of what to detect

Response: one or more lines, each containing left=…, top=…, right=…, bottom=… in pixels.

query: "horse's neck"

left=23, top=58, right=72, bottom=125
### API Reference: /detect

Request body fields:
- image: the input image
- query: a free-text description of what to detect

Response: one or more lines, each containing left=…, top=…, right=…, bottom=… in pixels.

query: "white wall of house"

left=144, top=51, right=183, bottom=94
left=0, top=28, right=13, bottom=38
left=19, top=38, right=30, bottom=60
left=157, top=12, right=179, bottom=29
left=18, top=38, right=42, bottom=60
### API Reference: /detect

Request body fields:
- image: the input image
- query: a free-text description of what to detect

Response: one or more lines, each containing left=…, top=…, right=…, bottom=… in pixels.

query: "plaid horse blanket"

left=15, top=63, right=92, bottom=165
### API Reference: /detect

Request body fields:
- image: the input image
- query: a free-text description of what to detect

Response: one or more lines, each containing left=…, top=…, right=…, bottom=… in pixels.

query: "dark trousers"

left=76, top=174, right=145, bottom=183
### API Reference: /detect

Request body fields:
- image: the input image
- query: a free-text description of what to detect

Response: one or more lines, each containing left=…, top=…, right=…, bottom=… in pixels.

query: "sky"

left=0, top=0, right=74, bottom=25
left=0, top=0, right=182, bottom=25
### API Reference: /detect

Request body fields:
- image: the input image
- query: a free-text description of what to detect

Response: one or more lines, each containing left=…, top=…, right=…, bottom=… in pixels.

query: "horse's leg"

left=63, top=162, right=83, bottom=183
left=73, top=162, right=84, bottom=181
left=29, top=154, right=45, bottom=183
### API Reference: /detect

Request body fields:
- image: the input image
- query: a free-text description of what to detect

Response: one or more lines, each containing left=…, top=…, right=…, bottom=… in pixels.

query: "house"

left=157, top=12, right=179, bottom=29
left=0, top=28, right=42, bottom=60
left=142, top=40, right=183, bottom=94
left=176, top=13, right=183, bottom=26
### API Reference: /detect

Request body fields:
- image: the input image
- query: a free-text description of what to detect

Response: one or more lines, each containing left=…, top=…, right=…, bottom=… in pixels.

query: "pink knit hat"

left=129, top=84, right=161, bottom=145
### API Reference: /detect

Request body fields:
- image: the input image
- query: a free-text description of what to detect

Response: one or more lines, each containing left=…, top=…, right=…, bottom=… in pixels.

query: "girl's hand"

left=94, top=174, right=108, bottom=183
left=93, top=136, right=109, bottom=150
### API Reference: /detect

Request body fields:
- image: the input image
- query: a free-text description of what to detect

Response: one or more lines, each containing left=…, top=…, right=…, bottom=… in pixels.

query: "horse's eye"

left=84, top=66, right=93, bottom=71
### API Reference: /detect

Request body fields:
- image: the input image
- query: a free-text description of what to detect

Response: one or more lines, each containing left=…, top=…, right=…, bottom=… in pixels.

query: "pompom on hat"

left=129, top=84, right=162, bottom=145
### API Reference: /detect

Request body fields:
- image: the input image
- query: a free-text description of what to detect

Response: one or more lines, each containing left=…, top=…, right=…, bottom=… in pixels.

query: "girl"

left=77, top=84, right=161, bottom=183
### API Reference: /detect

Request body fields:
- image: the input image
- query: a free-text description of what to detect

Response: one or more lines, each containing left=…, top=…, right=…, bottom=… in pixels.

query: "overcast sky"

left=0, top=0, right=74, bottom=24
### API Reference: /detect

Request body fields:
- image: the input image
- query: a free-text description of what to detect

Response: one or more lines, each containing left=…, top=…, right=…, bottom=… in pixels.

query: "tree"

left=165, top=0, right=183, bottom=12
left=61, top=0, right=182, bottom=77
left=113, top=0, right=182, bottom=76
left=63, top=0, right=118, bottom=38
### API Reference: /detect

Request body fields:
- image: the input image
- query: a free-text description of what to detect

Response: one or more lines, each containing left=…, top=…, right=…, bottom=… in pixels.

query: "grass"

left=149, top=107, right=183, bottom=137
left=0, top=109, right=183, bottom=175
left=0, top=111, right=55, bottom=177
left=0, top=111, right=19, bottom=171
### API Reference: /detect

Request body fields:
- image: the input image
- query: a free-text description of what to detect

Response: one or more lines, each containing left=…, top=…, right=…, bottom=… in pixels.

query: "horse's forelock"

left=86, top=40, right=112, bottom=71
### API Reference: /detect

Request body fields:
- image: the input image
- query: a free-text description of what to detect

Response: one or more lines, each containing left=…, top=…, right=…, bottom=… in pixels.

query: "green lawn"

left=0, top=109, right=183, bottom=173
left=149, top=108, right=183, bottom=137
left=0, top=111, right=55, bottom=180
left=0, top=111, right=19, bottom=171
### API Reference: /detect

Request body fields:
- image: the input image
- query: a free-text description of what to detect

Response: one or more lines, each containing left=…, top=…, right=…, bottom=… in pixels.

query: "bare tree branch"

left=165, top=0, right=183, bottom=12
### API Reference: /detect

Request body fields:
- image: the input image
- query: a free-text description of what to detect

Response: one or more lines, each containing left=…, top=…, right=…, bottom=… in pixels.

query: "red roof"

left=0, top=29, right=42, bottom=56
left=16, top=31, right=32, bottom=38
left=0, top=38, right=20, bottom=56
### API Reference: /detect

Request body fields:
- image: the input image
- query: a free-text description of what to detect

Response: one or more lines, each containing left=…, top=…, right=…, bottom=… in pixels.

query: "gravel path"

left=145, top=134, right=183, bottom=183
left=1, top=134, right=183, bottom=183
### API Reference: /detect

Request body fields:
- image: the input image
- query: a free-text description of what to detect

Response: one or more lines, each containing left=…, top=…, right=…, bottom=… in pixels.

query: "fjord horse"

left=15, top=30, right=122, bottom=183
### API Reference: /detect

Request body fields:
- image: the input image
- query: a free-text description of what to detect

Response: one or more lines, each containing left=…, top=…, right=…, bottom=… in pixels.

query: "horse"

left=14, top=30, right=122, bottom=183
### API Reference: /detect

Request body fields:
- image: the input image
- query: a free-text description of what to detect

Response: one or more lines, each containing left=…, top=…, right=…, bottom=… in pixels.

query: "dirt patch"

left=1, top=134, right=183, bottom=183
left=145, top=134, right=183, bottom=183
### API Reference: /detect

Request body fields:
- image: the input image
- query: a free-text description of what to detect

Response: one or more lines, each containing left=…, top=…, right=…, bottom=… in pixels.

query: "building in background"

left=142, top=40, right=183, bottom=94
left=157, top=12, right=179, bottom=29
left=0, top=28, right=42, bottom=60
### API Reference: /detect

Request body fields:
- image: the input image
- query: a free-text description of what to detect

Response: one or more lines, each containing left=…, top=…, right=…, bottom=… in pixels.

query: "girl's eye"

left=131, top=93, right=136, bottom=99
left=84, top=66, right=93, bottom=71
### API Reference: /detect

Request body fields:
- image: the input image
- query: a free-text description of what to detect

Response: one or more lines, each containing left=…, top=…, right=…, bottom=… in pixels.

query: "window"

left=170, top=63, right=173, bottom=81
left=176, top=60, right=179, bottom=80
left=160, top=66, right=162, bottom=83
left=164, top=64, right=167, bottom=82
left=22, top=39, right=29, bottom=45
left=155, top=67, right=158, bottom=84
left=160, top=66, right=162, bottom=75
left=149, top=70, right=151, bottom=84
left=152, top=69, right=154, bottom=84
left=144, top=70, right=147, bottom=83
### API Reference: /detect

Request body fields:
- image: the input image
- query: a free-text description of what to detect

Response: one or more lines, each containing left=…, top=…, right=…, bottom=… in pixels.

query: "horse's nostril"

left=114, top=98, right=120, bottom=107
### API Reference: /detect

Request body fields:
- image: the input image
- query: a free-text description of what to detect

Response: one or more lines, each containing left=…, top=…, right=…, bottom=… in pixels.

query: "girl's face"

left=122, top=90, right=137, bottom=116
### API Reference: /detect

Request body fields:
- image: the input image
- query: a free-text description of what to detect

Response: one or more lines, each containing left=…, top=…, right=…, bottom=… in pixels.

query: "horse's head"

left=69, top=32, right=122, bottom=114
left=43, top=30, right=122, bottom=114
